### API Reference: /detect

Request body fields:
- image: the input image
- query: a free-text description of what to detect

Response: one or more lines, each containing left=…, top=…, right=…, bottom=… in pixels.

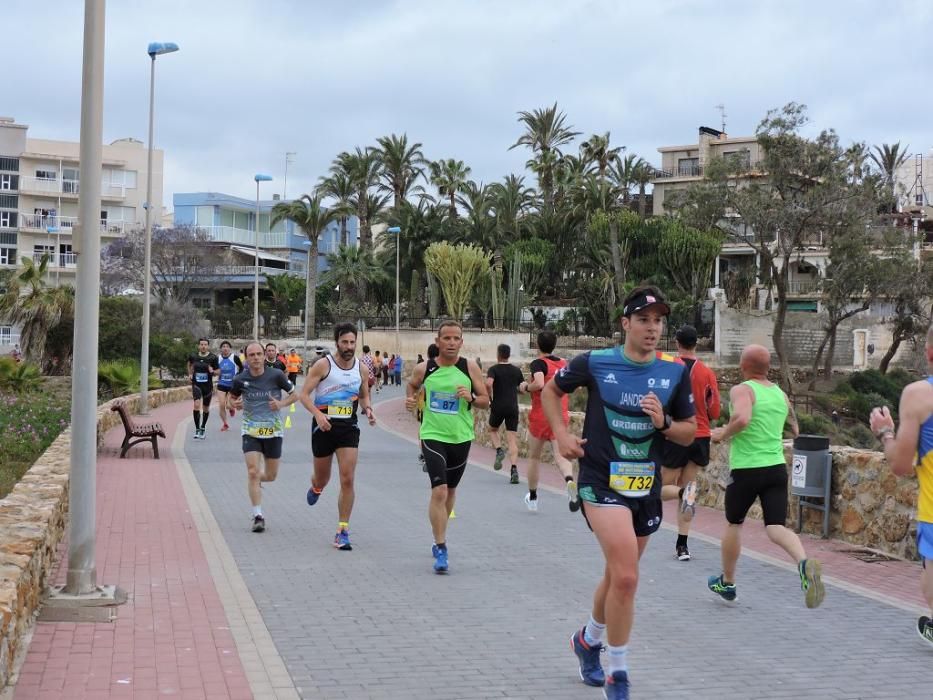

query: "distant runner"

left=188, top=337, right=220, bottom=440
left=229, top=342, right=299, bottom=533
left=869, top=324, right=933, bottom=647
left=216, top=340, right=243, bottom=432
left=485, top=343, right=524, bottom=485
left=265, top=343, right=287, bottom=372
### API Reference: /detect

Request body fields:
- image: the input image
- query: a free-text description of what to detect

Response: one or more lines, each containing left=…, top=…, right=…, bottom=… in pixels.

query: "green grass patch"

left=0, top=387, right=71, bottom=499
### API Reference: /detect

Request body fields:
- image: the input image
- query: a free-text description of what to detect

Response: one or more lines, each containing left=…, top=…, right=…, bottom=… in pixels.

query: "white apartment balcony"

left=32, top=252, right=77, bottom=268
left=18, top=213, right=130, bottom=236
left=195, top=226, right=287, bottom=248
left=18, top=177, right=127, bottom=201
left=0, top=332, right=20, bottom=348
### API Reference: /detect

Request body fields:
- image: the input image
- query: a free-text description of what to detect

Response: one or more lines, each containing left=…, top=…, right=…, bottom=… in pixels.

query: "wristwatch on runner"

left=659, top=414, right=673, bottom=432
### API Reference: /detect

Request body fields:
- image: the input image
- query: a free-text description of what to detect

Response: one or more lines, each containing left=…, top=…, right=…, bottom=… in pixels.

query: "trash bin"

left=791, top=434, right=832, bottom=538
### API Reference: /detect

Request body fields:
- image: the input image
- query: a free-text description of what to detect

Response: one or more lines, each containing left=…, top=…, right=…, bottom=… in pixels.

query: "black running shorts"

left=192, top=383, right=213, bottom=406
left=421, top=439, right=471, bottom=489
left=662, top=437, right=711, bottom=469
left=578, top=482, right=663, bottom=537
left=242, top=435, right=283, bottom=459
left=724, top=464, right=788, bottom=526
left=311, top=420, right=361, bottom=458
left=489, top=406, right=519, bottom=432
left=216, top=384, right=232, bottom=394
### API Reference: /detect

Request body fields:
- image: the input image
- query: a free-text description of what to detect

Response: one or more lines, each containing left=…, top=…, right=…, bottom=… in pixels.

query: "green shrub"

left=0, top=388, right=71, bottom=497
left=797, top=413, right=833, bottom=436
left=841, top=423, right=877, bottom=450
left=0, top=358, right=42, bottom=393
left=98, top=359, right=162, bottom=398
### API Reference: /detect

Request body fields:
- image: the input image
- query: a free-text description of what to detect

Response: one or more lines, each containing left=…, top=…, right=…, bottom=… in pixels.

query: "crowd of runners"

left=184, top=282, right=933, bottom=700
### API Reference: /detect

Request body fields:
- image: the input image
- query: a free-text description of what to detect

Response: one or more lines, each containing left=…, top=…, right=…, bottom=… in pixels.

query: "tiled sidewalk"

left=12, top=402, right=253, bottom=700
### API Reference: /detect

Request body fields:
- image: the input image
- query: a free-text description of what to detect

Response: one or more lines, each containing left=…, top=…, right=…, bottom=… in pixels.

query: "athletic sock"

left=193, top=410, right=201, bottom=428
left=311, top=486, right=323, bottom=495
left=435, top=542, right=447, bottom=551
left=338, top=521, right=349, bottom=532
left=676, top=534, right=688, bottom=548
left=606, top=644, right=628, bottom=674
left=201, top=412, right=209, bottom=429
left=583, top=616, right=605, bottom=647
left=529, top=489, right=538, bottom=501
left=252, top=506, right=262, bottom=517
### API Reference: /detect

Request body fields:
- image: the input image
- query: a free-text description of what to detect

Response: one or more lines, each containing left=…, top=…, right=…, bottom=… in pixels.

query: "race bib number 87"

left=429, top=390, right=459, bottom=415
left=609, top=462, right=655, bottom=498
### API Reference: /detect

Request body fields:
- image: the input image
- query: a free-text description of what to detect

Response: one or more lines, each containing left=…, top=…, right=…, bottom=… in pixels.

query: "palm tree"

left=428, top=158, right=472, bottom=219
left=374, top=134, right=425, bottom=211
left=632, top=160, right=655, bottom=218
left=510, top=103, right=580, bottom=212
left=270, top=195, right=340, bottom=344
left=609, top=153, right=643, bottom=207
left=870, top=142, right=911, bottom=210
left=322, top=245, right=389, bottom=308
left=317, top=171, right=355, bottom=246
left=579, top=132, right=624, bottom=179
left=331, top=148, right=381, bottom=250
left=0, top=255, right=75, bottom=368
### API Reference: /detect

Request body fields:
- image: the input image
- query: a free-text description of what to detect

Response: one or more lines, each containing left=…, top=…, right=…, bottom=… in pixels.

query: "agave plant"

left=98, top=360, right=162, bottom=398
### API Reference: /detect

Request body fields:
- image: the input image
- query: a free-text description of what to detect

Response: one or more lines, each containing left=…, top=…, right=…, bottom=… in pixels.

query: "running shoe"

left=676, top=545, right=691, bottom=561
left=524, top=493, right=538, bottom=513
left=707, top=574, right=736, bottom=601
left=220, top=423, right=229, bottom=432
left=334, top=529, right=352, bottom=551
left=680, top=480, right=698, bottom=519
left=493, top=447, right=505, bottom=471
left=251, top=515, right=265, bottom=533
left=510, top=466, right=520, bottom=484
left=193, top=429, right=203, bottom=440
left=798, top=559, right=825, bottom=608
left=570, top=628, right=605, bottom=687
left=917, top=616, right=933, bottom=647
left=306, top=487, right=321, bottom=506
left=567, top=480, right=581, bottom=512
left=433, top=544, right=448, bottom=574
left=603, top=670, right=630, bottom=699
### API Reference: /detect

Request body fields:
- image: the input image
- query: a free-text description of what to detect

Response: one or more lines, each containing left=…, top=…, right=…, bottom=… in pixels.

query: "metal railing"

left=195, top=226, right=288, bottom=248
left=0, top=331, right=20, bottom=347
left=18, top=213, right=129, bottom=234
left=18, top=177, right=126, bottom=198
left=653, top=158, right=762, bottom=180
left=31, top=251, right=77, bottom=268
left=785, top=280, right=820, bottom=294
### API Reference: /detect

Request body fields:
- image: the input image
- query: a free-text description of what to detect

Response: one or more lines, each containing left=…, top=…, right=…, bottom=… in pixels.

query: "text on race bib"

left=244, top=420, right=278, bottom=438
left=429, top=390, right=460, bottom=415
left=194, top=372, right=209, bottom=383
left=609, top=462, right=655, bottom=498
left=327, top=400, right=353, bottom=417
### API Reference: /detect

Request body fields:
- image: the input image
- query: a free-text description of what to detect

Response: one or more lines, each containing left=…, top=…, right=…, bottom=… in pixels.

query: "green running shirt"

left=419, top=358, right=475, bottom=443
left=729, top=380, right=788, bottom=469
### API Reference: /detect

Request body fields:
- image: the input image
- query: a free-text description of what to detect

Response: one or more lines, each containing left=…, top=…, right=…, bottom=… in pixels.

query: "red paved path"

left=14, top=401, right=252, bottom=700
left=379, top=395, right=928, bottom=612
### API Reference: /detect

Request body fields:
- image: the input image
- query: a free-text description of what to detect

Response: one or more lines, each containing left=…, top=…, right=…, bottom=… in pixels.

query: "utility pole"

left=284, top=151, right=296, bottom=200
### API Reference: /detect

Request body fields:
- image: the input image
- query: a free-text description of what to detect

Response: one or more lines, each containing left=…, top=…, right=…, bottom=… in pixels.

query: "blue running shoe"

left=433, top=545, right=449, bottom=574
left=306, top=487, right=321, bottom=506
left=334, top=529, right=352, bottom=551
left=708, top=574, right=737, bottom=601
left=570, top=628, right=605, bottom=687
left=603, top=670, right=629, bottom=699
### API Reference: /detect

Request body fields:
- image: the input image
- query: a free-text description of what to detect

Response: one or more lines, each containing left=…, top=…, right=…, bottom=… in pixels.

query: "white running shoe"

left=524, top=493, right=538, bottom=512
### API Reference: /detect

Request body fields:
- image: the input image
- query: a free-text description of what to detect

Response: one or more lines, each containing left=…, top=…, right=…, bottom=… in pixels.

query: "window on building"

left=0, top=211, right=17, bottom=228
left=0, top=174, right=15, bottom=191
left=62, top=168, right=79, bottom=193
left=35, top=169, right=57, bottom=180
left=0, top=157, right=19, bottom=172
left=0, top=194, right=17, bottom=209
left=124, top=170, right=137, bottom=188
left=677, top=157, right=699, bottom=176
left=191, top=298, right=212, bottom=309
left=0, top=326, right=11, bottom=345
left=918, top=192, right=926, bottom=207
left=0, top=246, right=16, bottom=265
left=722, top=150, right=751, bottom=169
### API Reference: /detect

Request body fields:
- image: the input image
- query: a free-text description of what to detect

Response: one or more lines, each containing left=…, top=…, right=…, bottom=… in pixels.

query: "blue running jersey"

left=554, top=347, right=694, bottom=497
left=217, top=355, right=242, bottom=388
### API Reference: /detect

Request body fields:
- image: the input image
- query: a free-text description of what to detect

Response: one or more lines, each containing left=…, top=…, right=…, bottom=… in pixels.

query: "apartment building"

left=895, top=149, right=932, bottom=218
left=172, top=192, right=357, bottom=308
left=0, top=115, right=162, bottom=350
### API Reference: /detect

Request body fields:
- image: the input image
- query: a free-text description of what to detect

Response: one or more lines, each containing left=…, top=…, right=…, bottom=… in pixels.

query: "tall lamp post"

left=139, top=41, right=179, bottom=415
left=387, top=226, right=401, bottom=356
left=253, top=174, right=273, bottom=339
left=301, top=239, right=313, bottom=354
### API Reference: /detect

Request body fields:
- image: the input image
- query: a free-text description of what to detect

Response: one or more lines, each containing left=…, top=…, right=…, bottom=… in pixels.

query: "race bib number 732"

left=609, top=462, right=655, bottom=498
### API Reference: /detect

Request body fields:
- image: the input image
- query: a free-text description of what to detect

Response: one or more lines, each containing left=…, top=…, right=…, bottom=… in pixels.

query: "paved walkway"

left=9, top=384, right=933, bottom=699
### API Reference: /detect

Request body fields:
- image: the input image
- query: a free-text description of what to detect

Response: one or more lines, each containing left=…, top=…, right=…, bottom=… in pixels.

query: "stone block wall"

left=0, top=386, right=189, bottom=689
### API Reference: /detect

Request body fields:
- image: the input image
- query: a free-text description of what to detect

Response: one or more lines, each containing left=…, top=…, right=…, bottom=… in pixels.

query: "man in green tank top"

left=709, top=344, right=825, bottom=608
left=406, top=320, right=489, bottom=574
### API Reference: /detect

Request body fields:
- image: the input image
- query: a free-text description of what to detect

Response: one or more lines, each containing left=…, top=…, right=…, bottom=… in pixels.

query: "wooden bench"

left=111, top=402, right=165, bottom=459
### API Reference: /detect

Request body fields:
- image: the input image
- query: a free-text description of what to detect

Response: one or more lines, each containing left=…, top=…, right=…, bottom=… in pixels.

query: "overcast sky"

left=5, top=0, right=932, bottom=209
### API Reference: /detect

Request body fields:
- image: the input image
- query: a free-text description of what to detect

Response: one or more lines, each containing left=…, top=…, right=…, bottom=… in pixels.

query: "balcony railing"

left=19, top=177, right=126, bottom=199
left=195, top=226, right=288, bottom=248
left=0, top=332, right=20, bottom=347
left=32, top=252, right=77, bottom=268
left=18, top=213, right=129, bottom=235
left=653, top=159, right=762, bottom=180
left=785, top=280, right=819, bottom=294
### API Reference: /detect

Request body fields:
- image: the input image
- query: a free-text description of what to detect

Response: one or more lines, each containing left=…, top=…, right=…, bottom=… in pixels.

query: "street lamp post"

left=387, top=226, right=401, bottom=356
left=253, top=174, right=273, bottom=340
left=302, top=239, right=312, bottom=354
left=139, top=41, right=179, bottom=415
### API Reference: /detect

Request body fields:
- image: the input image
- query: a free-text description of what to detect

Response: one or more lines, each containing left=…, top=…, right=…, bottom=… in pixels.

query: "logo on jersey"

left=647, top=377, right=671, bottom=389
left=603, top=372, right=618, bottom=385
left=647, top=377, right=655, bottom=387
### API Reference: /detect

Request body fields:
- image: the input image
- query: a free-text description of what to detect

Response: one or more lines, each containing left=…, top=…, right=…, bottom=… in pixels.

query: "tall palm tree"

left=510, top=103, right=580, bottom=212
left=331, top=148, right=381, bottom=250
left=632, top=160, right=655, bottom=218
left=0, top=255, right=74, bottom=367
left=321, top=245, right=389, bottom=307
left=609, top=153, right=643, bottom=207
left=579, top=132, right=624, bottom=179
left=459, top=181, right=495, bottom=248
left=428, top=158, right=472, bottom=219
left=270, top=195, right=340, bottom=344
left=317, top=171, right=355, bottom=246
left=870, top=142, right=911, bottom=209
left=374, top=134, right=425, bottom=211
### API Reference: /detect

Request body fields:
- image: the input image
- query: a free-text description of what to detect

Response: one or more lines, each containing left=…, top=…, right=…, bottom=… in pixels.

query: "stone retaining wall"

left=474, top=407, right=919, bottom=560
left=0, top=386, right=189, bottom=688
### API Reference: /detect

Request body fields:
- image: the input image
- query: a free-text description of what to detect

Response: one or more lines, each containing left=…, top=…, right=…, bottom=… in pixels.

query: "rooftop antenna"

left=283, top=151, right=297, bottom=200
left=715, top=103, right=727, bottom=133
